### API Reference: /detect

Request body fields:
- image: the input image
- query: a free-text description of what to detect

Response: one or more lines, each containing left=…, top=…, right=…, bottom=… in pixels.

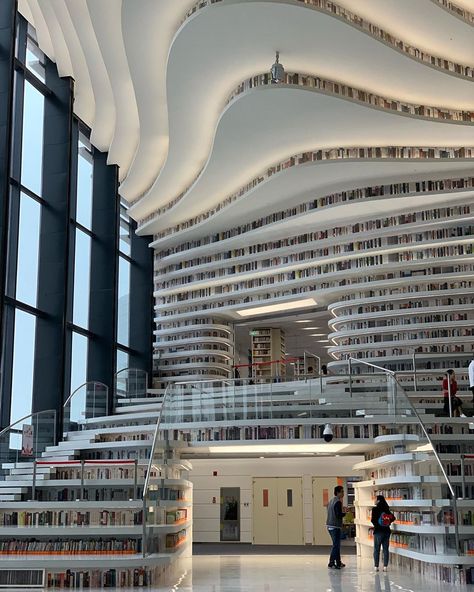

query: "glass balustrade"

left=114, top=367, right=148, bottom=410
left=63, top=381, right=109, bottom=435
left=0, top=410, right=56, bottom=478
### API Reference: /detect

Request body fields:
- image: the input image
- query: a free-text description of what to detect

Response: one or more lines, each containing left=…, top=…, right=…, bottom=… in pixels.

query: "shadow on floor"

left=193, top=542, right=357, bottom=555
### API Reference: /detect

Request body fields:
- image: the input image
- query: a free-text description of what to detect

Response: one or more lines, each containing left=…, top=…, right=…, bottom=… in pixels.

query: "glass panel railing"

left=114, top=367, right=148, bottom=410
left=63, top=381, right=109, bottom=435
left=0, top=409, right=56, bottom=479
left=142, top=387, right=192, bottom=558
left=379, top=374, right=465, bottom=561
left=161, top=374, right=415, bottom=427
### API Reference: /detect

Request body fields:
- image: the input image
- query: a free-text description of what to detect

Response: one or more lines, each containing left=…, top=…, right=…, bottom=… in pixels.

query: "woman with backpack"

left=371, top=494, right=395, bottom=572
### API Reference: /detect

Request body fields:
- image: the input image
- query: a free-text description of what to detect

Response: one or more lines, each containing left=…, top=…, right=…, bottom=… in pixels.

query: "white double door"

left=252, top=477, right=303, bottom=545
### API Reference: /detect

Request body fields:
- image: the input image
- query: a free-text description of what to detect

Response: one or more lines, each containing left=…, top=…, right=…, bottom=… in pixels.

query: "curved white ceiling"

left=153, top=161, right=474, bottom=250
left=65, top=0, right=115, bottom=150
left=140, top=86, right=474, bottom=235
left=335, top=0, right=474, bottom=66
left=118, top=0, right=196, bottom=201
left=130, top=0, right=474, bottom=220
left=18, top=0, right=474, bottom=220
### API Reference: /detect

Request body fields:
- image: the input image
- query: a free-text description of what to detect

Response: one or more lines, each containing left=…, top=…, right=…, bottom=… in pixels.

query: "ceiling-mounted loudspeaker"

left=271, top=51, right=285, bottom=83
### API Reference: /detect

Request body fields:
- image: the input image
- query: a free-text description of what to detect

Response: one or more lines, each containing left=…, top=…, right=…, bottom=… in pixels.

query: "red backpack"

left=378, top=512, right=395, bottom=527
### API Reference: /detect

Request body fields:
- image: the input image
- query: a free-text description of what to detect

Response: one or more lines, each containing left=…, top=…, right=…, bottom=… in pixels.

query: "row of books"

left=445, top=463, right=474, bottom=477
left=370, top=464, right=414, bottom=479
left=228, top=71, right=474, bottom=122
left=147, top=488, right=188, bottom=502
left=54, top=467, right=142, bottom=480
left=372, top=487, right=424, bottom=501
left=98, top=433, right=153, bottom=442
left=158, top=231, right=474, bottom=290
left=158, top=201, right=471, bottom=264
left=153, top=159, right=474, bottom=240
left=158, top=257, right=474, bottom=305
left=0, top=538, right=142, bottom=555
left=173, top=423, right=393, bottom=442
left=156, top=274, right=474, bottom=321
left=46, top=567, right=155, bottom=589
left=366, top=509, right=474, bottom=527
left=165, top=530, right=186, bottom=549
left=36, top=487, right=140, bottom=502
left=348, top=313, right=469, bottom=331
left=158, top=264, right=474, bottom=310
left=392, top=555, right=474, bottom=584
left=0, top=509, right=143, bottom=527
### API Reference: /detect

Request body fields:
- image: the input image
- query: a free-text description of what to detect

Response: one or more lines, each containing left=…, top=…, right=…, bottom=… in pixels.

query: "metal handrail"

left=142, top=384, right=170, bottom=500
left=0, top=409, right=57, bottom=439
left=142, top=383, right=171, bottom=557
left=63, top=381, right=108, bottom=408
left=348, top=357, right=395, bottom=375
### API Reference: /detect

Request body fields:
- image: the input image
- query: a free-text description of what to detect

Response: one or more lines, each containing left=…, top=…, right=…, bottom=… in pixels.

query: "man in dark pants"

left=326, top=485, right=346, bottom=569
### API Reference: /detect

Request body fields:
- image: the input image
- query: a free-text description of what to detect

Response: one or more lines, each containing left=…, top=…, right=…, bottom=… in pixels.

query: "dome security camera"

left=323, top=424, right=333, bottom=443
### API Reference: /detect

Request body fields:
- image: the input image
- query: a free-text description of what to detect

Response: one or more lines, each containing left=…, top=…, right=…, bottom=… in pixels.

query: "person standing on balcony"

left=469, top=356, right=474, bottom=404
left=442, top=369, right=465, bottom=417
left=371, top=495, right=395, bottom=572
left=326, top=485, right=346, bottom=569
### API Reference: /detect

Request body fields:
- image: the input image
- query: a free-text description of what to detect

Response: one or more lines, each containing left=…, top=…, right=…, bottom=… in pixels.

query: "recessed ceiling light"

left=303, top=327, right=320, bottom=330
left=310, top=333, right=325, bottom=337
left=295, top=320, right=312, bottom=323
left=236, top=298, right=316, bottom=317
left=317, top=339, right=330, bottom=343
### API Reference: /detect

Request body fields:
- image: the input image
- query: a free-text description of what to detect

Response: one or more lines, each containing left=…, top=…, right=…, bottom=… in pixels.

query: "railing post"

left=142, top=495, right=147, bottom=558
left=32, top=460, right=37, bottom=501
left=447, top=375, right=453, bottom=418
left=412, top=352, right=417, bottom=392
left=80, top=460, right=85, bottom=500
left=452, top=496, right=462, bottom=558
left=348, top=358, right=353, bottom=399
left=134, top=458, right=138, bottom=500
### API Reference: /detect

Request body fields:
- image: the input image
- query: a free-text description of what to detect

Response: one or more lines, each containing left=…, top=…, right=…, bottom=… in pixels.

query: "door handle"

left=278, top=513, right=284, bottom=516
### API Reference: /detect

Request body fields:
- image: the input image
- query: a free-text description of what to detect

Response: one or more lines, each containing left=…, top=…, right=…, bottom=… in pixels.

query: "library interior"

left=0, top=0, right=473, bottom=590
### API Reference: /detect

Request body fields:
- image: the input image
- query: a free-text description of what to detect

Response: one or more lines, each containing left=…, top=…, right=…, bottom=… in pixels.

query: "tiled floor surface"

left=153, top=554, right=473, bottom=591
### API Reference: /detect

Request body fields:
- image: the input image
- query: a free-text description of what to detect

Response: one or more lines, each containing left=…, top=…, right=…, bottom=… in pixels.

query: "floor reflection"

left=89, top=555, right=472, bottom=592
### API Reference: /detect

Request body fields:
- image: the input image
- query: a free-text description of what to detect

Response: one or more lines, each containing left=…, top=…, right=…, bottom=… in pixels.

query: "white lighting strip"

left=235, top=298, right=317, bottom=317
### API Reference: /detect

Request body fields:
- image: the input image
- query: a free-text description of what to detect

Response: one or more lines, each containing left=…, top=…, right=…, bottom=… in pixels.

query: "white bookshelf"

left=0, top=409, right=193, bottom=588
left=354, top=433, right=474, bottom=585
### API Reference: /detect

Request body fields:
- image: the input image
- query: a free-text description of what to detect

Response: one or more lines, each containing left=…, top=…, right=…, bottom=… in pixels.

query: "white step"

left=6, top=473, right=51, bottom=482
left=115, top=402, right=162, bottom=414
left=0, top=493, right=24, bottom=500
left=0, top=486, right=29, bottom=493
left=116, top=397, right=163, bottom=406
left=8, top=467, right=53, bottom=476
left=41, top=449, right=78, bottom=459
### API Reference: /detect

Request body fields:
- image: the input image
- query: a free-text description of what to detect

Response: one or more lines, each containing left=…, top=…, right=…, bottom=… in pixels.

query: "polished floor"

left=153, top=555, right=473, bottom=591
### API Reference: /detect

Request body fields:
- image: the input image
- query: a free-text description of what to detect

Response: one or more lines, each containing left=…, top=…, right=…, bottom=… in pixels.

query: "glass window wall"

left=10, top=310, right=36, bottom=424
left=20, top=80, right=44, bottom=196
left=72, top=230, right=91, bottom=329
left=15, top=193, right=41, bottom=307
left=117, top=256, right=130, bottom=347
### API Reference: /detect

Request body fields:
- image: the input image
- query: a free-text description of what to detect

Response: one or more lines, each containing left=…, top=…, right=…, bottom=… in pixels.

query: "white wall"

left=189, top=456, right=363, bottom=544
